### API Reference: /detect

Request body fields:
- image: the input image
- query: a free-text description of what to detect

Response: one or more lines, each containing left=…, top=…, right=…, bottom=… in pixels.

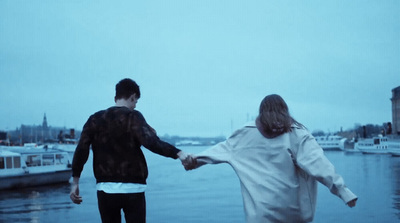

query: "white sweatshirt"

left=195, top=122, right=357, bottom=223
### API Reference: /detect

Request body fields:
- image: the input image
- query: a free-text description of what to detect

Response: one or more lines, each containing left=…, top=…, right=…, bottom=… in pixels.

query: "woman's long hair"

left=257, top=94, right=304, bottom=138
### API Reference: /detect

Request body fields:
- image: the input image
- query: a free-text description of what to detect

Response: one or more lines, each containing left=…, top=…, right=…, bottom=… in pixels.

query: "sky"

left=0, top=1, right=399, bottom=137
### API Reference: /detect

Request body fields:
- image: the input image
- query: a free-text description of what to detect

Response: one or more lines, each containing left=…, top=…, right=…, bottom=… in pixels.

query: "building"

left=42, top=113, right=49, bottom=140
left=6, top=113, right=80, bottom=145
left=391, top=86, right=400, bottom=135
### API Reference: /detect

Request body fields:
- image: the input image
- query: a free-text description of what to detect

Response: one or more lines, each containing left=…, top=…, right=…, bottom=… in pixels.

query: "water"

left=1, top=146, right=400, bottom=223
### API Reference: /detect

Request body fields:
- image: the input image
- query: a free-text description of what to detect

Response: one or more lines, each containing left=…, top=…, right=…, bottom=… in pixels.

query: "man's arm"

left=70, top=116, right=93, bottom=204
left=131, top=111, right=181, bottom=158
left=70, top=177, right=82, bottom=204
left=71, top=117, right=93, bottom=179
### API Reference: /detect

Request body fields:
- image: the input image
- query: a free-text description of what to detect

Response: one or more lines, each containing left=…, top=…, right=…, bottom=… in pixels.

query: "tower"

left=391, top=86, right=400, bottom=135
left=42, top=113, right=49, bottom=141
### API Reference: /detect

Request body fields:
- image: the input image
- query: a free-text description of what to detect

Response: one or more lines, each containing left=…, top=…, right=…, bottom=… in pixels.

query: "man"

left=70, top=78, right=194, bottom=223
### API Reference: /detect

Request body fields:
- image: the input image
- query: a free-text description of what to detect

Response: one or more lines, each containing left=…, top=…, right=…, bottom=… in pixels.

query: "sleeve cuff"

left=338, top=187, right=358, bottom=203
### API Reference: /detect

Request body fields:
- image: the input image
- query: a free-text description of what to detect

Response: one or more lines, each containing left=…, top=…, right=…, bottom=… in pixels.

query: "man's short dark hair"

left=115, top=78, right=141, bottom=100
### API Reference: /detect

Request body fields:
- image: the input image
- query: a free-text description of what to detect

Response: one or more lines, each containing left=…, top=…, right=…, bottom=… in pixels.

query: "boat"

left=342, top=139, right=361, bottom=153
left=355, top=137, right=400, bottom=155
left=386, top=138, right=400, bottom=156
left=49, top=143, right=77, bottom=160
left=314, top=135, right=346, bottom=150
left=175, top=140, right=202, bottom=146
left=0, top=146, right=72, bottom=190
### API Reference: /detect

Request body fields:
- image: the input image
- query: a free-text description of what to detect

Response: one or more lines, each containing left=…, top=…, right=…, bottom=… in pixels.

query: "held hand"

left=70, top=181, right=83, bottom=204
left=178, top=151, right=197, bottom=170
left=347, top=198, right=357, bottom=208
left=183, top=155, right=197, bottom=170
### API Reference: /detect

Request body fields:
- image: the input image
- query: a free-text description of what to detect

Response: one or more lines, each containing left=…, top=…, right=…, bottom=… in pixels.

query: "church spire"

left=42, top=113, right=49, bottom=141
left=42, top=113, right=48, bottom=129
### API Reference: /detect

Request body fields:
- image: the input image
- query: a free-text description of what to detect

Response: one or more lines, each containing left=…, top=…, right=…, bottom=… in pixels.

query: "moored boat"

left=0, top=146, right=72, bottom=190
left=342, top=140, right=361, bottom=153
left=386, top=138, right=400, bottom=156
left=355, top=137, right=400, bottom=154
left=49, top=143, right=77, bottom=160
left=314, top=135, right=346, bottom=150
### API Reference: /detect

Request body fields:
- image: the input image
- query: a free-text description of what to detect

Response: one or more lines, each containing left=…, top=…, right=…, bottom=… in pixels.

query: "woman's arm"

left=294, top=131, right=358, bottom=204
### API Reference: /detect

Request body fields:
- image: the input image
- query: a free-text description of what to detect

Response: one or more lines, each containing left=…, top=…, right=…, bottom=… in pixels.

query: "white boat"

left=49, top=143, right=77, bottom=160
left=342, top=140, right=361, bottom=153
left=355, top=137, right=400, bottom=155
left=0, top=146, right=72, bottom=190
left=314, top=135, right=346, bottom=150
left=386, top=138, right=400, bottom=156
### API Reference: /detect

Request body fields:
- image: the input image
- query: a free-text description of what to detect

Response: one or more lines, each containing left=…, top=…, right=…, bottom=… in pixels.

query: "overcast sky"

left=1, top=1, right=399, bottom=137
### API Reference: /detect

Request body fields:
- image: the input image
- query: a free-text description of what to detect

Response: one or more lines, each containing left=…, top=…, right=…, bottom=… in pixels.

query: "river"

left=1, top=146, right=400, bottom=222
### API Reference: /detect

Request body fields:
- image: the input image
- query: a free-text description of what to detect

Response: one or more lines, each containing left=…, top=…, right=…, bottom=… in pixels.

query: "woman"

left=192, top=94, right=357, bottom=223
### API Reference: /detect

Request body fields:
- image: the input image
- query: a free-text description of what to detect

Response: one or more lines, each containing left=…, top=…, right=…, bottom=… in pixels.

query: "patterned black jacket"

left=72, top=106, right=181, bottom=184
